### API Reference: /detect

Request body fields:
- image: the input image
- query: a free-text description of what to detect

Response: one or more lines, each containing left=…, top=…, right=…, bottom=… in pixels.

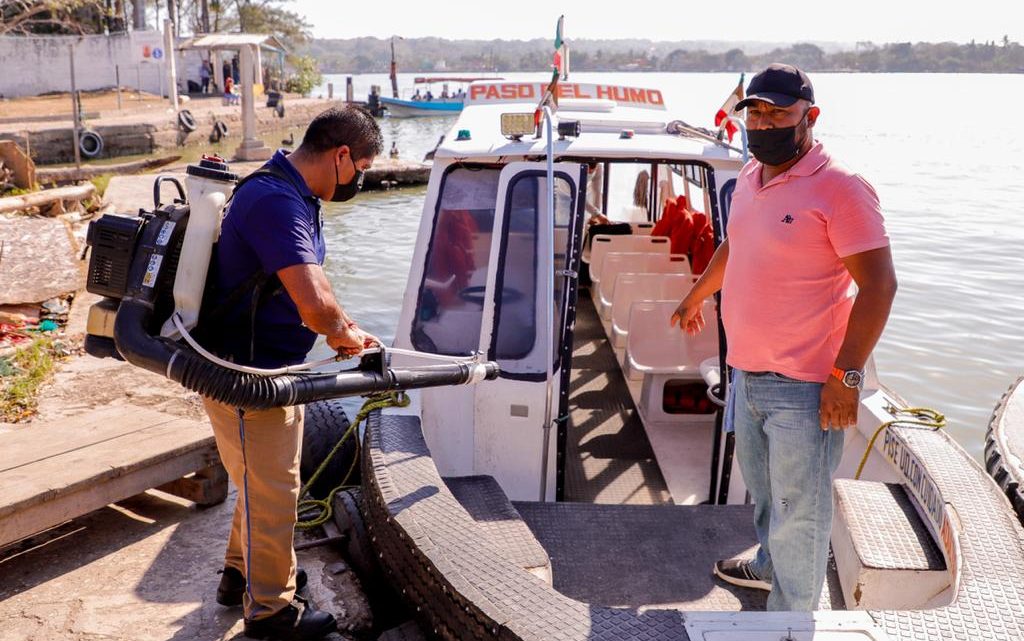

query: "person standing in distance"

left=671, top=64, right=897, bottom=611
left=203, top=105, right=383, bottom=640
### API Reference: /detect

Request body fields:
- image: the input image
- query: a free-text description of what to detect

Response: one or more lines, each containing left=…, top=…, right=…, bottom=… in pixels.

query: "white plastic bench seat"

left=610, top=273, right=694, bottom=348
left=582, top=223, right=656, bottom=264
left=597, top=253, right=691, bottom=320
left=626, top=301, right=718, bottom=379
left=625, top=300, right=719, bottom=424
left=588, top=234, right=670, bottom=284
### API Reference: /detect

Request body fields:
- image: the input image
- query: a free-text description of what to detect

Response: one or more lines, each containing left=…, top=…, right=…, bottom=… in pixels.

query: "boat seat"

left=831, top=478, right=949, bottom=611
left=624, top=300, right=719, bottom=423
left=443, top=475, right=553, bottom=584
left=596, top=253, right=691, bottom=320
left=631, top=222, right=654, bottom=236
left=588, top=234, right=670, bottom=285
left=610, top=273, right=694, bottom=348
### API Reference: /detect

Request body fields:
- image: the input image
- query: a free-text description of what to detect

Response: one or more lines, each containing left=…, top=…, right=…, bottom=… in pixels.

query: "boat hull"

left=380, top=97, right=462, bottom=118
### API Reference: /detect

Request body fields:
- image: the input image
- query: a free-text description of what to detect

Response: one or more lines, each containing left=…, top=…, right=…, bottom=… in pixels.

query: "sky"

left=295, top=0, right=1023, bottom=44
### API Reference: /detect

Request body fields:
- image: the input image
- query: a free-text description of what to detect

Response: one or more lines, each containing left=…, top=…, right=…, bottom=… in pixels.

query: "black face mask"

left=331, top=154, right=364, bottom=202
left=747, top=113, right=809, bottom=166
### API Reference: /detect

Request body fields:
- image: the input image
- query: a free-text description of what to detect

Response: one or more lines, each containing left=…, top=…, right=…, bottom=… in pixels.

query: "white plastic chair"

left=610, top=274, right=694, bottom=348
left=589, top=235, right=670, bottom=285
left=624, top=300, right=719, bottom=423
left=597, top=254, right=691, bottom=320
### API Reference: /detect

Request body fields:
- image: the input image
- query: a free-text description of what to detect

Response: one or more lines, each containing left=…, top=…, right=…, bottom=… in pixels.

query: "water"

left=312, top=72, right=1024, bottom=459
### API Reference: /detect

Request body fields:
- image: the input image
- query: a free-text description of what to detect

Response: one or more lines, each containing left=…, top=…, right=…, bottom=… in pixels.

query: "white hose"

left=171, top=313, right=476, bottom=376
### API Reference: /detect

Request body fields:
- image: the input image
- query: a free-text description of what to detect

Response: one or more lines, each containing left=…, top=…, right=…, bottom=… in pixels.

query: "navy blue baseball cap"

left=735, top=63, right=814, bottom=111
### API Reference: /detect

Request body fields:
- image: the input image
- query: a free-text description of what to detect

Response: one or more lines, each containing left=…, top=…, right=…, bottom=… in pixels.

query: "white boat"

left=337, top=77, right=1024, bottom=640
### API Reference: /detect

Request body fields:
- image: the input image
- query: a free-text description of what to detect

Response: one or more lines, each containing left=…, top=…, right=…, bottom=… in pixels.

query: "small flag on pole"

left=715, top=73, right=745, bottom=142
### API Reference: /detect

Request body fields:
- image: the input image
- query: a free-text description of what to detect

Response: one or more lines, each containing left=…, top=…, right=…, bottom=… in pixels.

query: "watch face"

left=843, top=370, right=863, bottom=388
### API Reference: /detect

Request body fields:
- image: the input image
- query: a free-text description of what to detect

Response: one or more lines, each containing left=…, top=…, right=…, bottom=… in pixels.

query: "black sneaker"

left=713, top=559, right=771, bottom=591
left=243, top=596, right=337, bottom=641
left=216, top=566, right=309, bottom=607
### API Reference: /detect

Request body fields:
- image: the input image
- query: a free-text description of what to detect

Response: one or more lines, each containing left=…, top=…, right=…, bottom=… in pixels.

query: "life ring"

left=79, top=129, right=103, bottom=158
left=177, top=109, right=197, bottom=132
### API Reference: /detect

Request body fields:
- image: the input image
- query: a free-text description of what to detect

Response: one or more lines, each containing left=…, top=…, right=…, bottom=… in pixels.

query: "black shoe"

left=713, top=559, right=771, bottom=591
left=216, top=566, right=309, bottom=607
left=243, top=596, right=337, bottom=641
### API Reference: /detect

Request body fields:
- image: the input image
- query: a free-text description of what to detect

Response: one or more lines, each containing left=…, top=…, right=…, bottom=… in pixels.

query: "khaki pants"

left=203, top=398, right=304, bottom=620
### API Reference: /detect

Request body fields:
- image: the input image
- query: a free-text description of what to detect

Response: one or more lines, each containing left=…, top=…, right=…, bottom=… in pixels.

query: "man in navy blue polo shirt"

left=203, top=106, right=383, bottom=641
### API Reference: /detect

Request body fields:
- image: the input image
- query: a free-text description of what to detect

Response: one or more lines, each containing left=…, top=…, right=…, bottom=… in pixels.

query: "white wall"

left=0, top=31, right=205, bottom=99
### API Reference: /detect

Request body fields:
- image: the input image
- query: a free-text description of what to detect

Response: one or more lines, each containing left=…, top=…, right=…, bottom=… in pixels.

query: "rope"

left=854, top=406, right=946, bottom=480
left=296, top=391, right=411, bottom=529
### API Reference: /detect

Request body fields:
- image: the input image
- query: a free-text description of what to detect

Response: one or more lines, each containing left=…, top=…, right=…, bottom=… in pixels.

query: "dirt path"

left=0, top=296, right=379, bottom=640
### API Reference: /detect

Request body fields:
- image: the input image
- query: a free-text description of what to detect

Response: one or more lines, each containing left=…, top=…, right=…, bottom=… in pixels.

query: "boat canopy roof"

left=434, top=80, right=746, bottom=170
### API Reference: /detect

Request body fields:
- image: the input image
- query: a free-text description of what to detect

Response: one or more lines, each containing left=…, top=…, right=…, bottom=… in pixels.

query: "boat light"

left=557, top=120, right=581, bottom=139
left=501, top=113, right=535, bottom=140
left=620, top=129, right=635, bottom=139
left=456, top=129, right=472, bottom=141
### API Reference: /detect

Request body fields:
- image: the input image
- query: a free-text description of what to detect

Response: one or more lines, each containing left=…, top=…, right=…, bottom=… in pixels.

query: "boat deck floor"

left=564, top=293, right=671, bottom=504
left=514, top=501, right=845, bottom=612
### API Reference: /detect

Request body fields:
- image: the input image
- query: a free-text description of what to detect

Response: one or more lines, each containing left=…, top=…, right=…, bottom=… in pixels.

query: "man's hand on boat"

left=328, top=324, right=381, bottom=359
left=670, top=294, right=706, bottom=336
left=819, top=378, right=858, bottom=430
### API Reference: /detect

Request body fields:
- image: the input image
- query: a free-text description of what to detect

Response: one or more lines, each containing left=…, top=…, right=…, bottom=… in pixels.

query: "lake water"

left=310, top=72, right=1024, bottom=459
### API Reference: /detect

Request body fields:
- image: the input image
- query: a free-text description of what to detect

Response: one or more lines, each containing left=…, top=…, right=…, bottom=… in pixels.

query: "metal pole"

left=137, top=65, right=142, bottom=102
left=163, top=19, right=179, bottom=110
left=69, top=44, right=81, bottom=170
left=539, top=105, right=556, bottom=502
left=725, top=116, right=749, bottom=163
left=116, top=65, right=122, bottom=110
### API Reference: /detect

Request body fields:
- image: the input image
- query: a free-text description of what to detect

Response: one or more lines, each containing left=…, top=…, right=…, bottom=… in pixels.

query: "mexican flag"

left=715, top=73, right=745, bottom=142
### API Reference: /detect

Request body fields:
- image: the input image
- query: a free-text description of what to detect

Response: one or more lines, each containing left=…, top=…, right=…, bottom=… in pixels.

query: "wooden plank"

left=0, top=406, right=204, bottom=473
left=0, top=446, right=218, bottom=547
left=0, top=418, right=215, bottom=518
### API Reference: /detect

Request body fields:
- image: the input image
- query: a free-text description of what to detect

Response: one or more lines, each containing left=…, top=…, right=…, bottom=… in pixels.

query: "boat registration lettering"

left=142, top=254, right=163, bottom=288
left=156, top=221, right=176, bottom=246
left=882, top=429, right=945, bottom=528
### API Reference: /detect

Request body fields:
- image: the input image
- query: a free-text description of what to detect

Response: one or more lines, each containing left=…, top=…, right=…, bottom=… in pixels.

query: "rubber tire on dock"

left=301, top=399, right=357, bottom=500
left=177, top=109, right=197, bottom=132
left=209, top=120, right=228, bottom=143
left=985, top=376, right=1024, bottom=525
left=79, top=130, right=103, bottom=158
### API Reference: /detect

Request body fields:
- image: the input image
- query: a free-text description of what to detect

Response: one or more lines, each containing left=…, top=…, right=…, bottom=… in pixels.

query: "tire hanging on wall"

left=275, top=101, right=285, bottom=118
left=177, top=109, right=197, bottom=132
left=79, top=129, right=103, bottom=158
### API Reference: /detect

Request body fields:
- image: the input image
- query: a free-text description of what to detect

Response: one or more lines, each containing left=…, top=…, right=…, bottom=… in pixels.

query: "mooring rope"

left=296, top=391, right=411, bottom=529
left=854, top=406, right=947, bottom=480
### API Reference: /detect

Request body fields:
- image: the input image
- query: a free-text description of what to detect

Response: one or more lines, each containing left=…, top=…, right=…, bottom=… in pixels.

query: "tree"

left=0, top=0, right=109, bottom=35
left=233, top=0, right=309, bottom=48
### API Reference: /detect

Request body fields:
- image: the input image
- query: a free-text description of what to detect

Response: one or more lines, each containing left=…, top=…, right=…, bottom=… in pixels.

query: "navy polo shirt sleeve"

left=238, top=190, right=319, bottom=274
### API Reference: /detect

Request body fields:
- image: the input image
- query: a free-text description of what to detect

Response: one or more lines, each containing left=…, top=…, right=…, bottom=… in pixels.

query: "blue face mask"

left=332, top=154, right=364, bottom=202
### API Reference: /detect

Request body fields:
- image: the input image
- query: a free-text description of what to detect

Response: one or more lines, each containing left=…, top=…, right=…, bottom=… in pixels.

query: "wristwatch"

left=831, top=367, right=865, bottom=389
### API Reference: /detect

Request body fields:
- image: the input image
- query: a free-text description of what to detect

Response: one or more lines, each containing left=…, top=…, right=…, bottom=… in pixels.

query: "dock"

left=0, top=406, right=226, bottom=550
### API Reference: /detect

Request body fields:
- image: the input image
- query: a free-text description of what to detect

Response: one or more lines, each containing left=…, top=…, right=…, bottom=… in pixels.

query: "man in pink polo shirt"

left=672, top=64, right=897, bottom=610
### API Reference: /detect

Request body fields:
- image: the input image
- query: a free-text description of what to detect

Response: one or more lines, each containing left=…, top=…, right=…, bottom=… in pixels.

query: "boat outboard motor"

left=83, top=156, right=498, bottom=410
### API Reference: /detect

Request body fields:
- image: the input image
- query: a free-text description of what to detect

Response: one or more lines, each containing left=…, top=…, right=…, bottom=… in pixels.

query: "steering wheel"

left=459, top=285, right=524, bottom=306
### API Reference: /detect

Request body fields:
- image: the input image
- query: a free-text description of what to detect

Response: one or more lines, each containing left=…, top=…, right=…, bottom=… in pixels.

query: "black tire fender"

left=301, top=399, right=357, bottom=500
left=985, top=376, right=1024, bottom=525
left=79, top=129, right=103, bottom=158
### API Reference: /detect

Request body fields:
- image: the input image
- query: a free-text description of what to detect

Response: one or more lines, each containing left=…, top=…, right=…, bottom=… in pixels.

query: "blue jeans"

left=731, top=369, right=844, bottom=611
